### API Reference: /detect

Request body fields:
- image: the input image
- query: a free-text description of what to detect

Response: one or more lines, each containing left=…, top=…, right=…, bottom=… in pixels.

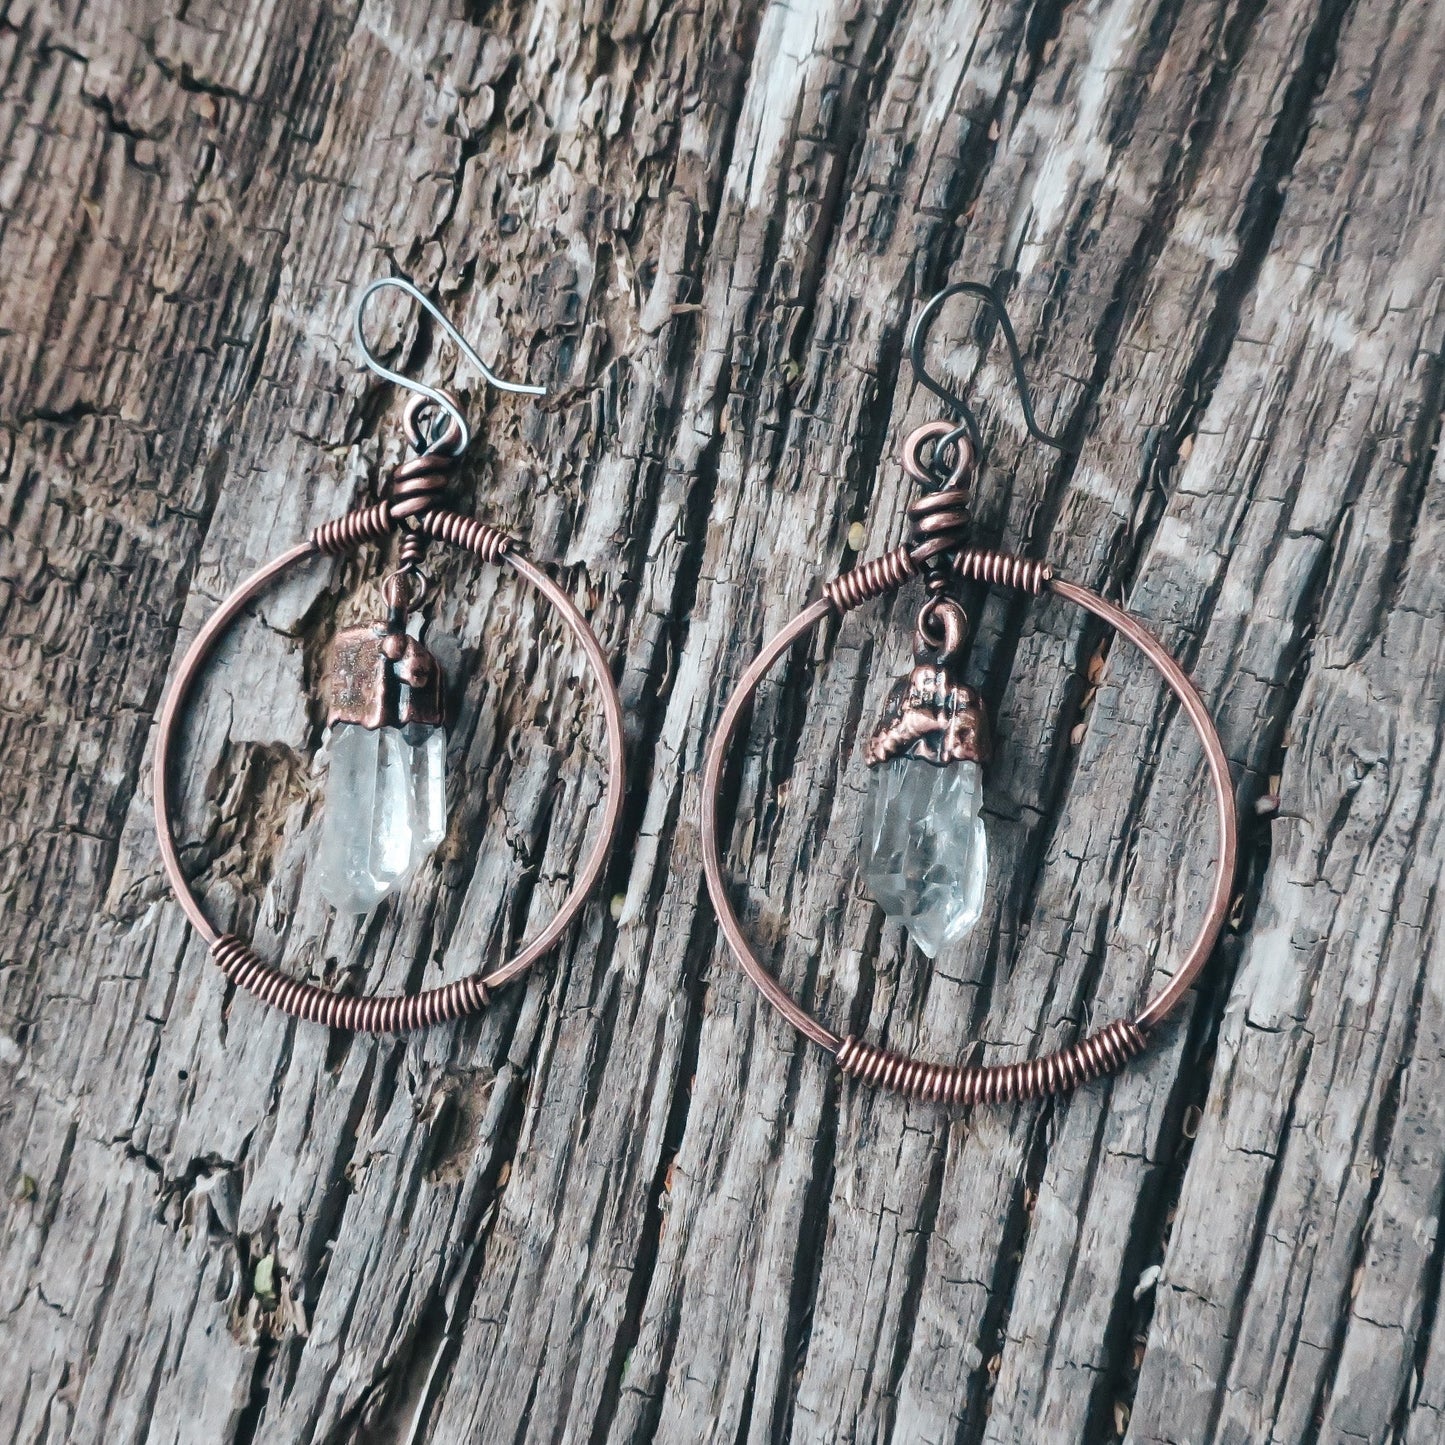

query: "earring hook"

left=906, top=279, right=1070, bottom=465
left=353, top=276, right=546, bottom=457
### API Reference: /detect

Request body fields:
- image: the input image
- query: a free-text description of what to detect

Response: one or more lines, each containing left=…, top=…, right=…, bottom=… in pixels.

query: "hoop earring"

left=701, top=281, right=1238, bottom=1105
left=153, top=278, right=626, bottom=1034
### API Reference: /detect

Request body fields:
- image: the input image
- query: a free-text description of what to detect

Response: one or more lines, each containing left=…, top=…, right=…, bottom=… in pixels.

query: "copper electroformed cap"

left=866, top=596, right=991, bottom=767
left=325, top=625, right=445, bottom=730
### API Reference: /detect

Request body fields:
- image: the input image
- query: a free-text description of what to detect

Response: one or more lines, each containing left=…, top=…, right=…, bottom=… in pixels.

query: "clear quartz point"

left=861, top=758, right=988, bottom=957
left=316, top=723, right=447, bottom=914
left=406, top=727, right=447, bottom=861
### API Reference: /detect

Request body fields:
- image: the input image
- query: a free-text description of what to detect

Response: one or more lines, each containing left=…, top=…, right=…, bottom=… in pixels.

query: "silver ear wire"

left=353, top=276, right=546, bottom=455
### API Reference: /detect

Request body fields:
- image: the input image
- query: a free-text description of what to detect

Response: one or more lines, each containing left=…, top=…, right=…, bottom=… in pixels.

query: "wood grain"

left=2, top=0, right=1442, bottom=1440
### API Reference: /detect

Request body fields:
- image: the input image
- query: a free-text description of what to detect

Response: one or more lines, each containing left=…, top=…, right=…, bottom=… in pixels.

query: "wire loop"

left=151, top=516, right=626, bottom=1033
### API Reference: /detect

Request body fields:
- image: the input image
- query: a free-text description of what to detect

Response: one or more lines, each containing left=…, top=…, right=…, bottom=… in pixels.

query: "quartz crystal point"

left=316, top=723, right=447, bottom=913
left=315, top=618, right=449, bottom=914
left=861, top=757, right=987, bottom=957
left=861, top=597, right=992, bottom=956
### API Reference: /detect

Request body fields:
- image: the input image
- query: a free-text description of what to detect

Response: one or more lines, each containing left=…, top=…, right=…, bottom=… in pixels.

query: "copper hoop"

left=152, top=508, right=626, bottom=1033
left=700, top=551, right=1238, bottom=1103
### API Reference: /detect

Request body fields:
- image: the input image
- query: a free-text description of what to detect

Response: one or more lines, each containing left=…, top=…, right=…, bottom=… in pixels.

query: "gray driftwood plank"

left=2, top=0, right=1442, bottom=1442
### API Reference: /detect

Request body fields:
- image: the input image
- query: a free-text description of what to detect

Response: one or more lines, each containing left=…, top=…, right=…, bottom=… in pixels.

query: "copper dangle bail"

left=914, top=594, right=968, bottom=660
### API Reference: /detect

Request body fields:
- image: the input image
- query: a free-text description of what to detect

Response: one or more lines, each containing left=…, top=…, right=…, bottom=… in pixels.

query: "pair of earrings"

left=153, top=278, right=1236, bottom=1104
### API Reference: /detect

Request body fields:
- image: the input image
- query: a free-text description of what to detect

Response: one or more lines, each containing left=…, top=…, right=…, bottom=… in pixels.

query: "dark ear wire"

left=906, top=278, right=1073, bottom=465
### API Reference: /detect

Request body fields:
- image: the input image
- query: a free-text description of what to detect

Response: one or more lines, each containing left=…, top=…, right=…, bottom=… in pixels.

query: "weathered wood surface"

left=2, top=0, right=1444, bottom=1439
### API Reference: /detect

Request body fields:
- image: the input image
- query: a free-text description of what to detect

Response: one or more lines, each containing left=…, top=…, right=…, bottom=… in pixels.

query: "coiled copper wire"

left=392, top=445, right=454, bottom=570
left=901, top=420, right=974, bottom=590
left=419, top=509, right=513, bottom=563
left=823, top=542, right=1055, bottom=614
left=389, top=396, right=461, bottom=523
left=389, top=451, right=453, bottom=520
left=213, top=935, right=490, bottom=1032
left=312, top=502, right=395, bottom=555
left=834, top=1020, right=1146, bottom=1104
left=381, top=395, right=465, bottom=572
left=827, top=427, right=1054, bottom=612
left=823, top=546, right=918, bottom=613
left=907, top=489, right=971, bottom=571
left=953, top=546, right=1054, bottom=595
left=397, top=531, right=427, bottom=569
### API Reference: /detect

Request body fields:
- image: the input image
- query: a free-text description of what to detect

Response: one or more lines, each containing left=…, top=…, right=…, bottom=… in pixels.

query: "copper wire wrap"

left=823, top=546, right=919, bottom=612
left=417, top=509, right=512, bottom=563
left=823, top=545, right=1054, bottom=613
left=389, top=394, right=462, bottom=522
left=389, top=404, right=461, bottom=572
left=387, top=447, right=456, bottom=524
left=152, top=507, right=628, bottom=1035
left=902, top=419, right=973, bottom=591
left=907, top=488, right=971, bottom=572
left=835, top=1019, right=1146, bottom=1104
left=212, top=935, right=491, bottom=1033
left=825, top=426, right=1050, bottom=613
left=700, top=558, right=1239, bottom=1103
left=312, top=501, right=394, bottom=555
left=953, top=547, right=1053, bottom=595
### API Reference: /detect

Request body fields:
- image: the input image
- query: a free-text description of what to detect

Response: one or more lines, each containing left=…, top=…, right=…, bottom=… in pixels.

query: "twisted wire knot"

left=387, top=444, right=458, bottom=525
left=310, top=393, right=466, bottom=566
left=900, top=420, right=975, bottom=590
left=383, top=391, right=466, bottom=580
left=907, top=488, right=971, bottom=583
